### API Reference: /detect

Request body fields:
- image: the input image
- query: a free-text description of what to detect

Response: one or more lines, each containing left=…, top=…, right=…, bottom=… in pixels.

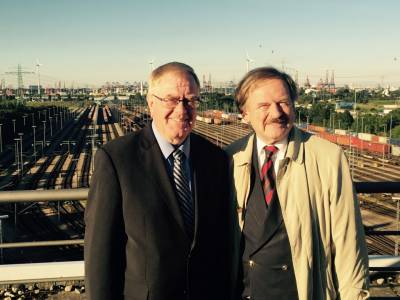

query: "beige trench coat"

left=226, top=127, right=369, bottom=300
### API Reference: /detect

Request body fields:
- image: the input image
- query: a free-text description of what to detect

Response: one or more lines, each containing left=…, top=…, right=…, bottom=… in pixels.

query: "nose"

left=269, top=102, right=283, bottom=118
left=174, top=100, right=190, bottom=116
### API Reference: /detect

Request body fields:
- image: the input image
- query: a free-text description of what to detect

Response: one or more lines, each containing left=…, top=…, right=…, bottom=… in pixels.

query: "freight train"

left=307, top=124, right=400, bottom=157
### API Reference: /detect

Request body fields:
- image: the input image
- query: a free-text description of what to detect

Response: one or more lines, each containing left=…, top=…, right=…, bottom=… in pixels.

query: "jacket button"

left=249, top=260, right=254, bottom=267
left=281, top=264, right=288, bottom=271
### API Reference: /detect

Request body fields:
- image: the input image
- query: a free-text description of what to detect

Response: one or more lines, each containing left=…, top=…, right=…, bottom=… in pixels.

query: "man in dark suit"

left=85, top=62, right=230, bottom=300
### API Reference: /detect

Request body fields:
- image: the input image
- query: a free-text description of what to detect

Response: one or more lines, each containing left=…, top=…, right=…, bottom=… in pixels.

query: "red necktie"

left=260, top=145, right=278, bottom=205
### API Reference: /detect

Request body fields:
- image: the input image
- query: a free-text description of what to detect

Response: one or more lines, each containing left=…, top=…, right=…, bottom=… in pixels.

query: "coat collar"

left=233, top=126, right=304, bottom=168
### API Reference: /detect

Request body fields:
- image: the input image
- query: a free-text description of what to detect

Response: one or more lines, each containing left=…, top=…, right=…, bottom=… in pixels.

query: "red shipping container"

left=308, top=125, right=327, bottom=133
left=365, top=142, right=390, bottom=155
left=319, top=132, right=337, bottom=144
left=336, top=135, right=351, bottom=146
left=371, top=135, right=380, bottom=143
left=349, top=136, right=362, bottom=149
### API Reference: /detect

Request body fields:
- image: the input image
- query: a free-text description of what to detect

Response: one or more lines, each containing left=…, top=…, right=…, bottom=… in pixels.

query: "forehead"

left=152, top=71, right=198, bottom=94
left=248, top=78, right=290, bottom=101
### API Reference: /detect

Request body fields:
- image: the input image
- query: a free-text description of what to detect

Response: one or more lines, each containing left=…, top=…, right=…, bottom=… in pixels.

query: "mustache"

left=266, top=116, right=289, bottom=125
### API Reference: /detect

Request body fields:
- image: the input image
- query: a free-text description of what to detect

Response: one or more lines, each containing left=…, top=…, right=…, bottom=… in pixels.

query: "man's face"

left=243, top=78, right=295, bottom=144
left=148, top=71, right=199, bottom=145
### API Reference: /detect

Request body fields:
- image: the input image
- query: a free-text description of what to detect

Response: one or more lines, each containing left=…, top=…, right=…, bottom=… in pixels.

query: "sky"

left=1, top=0, right=400, bottom=88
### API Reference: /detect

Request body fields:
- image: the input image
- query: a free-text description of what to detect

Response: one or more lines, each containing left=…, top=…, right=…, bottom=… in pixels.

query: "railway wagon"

left=204, top=117, right=213, bottom=124
left=317, top=132, right=337, bottom=143
left=103, top=107, right=108, bottom=123
left=213, top=118, right=229, bottom=125
left=392, top=145, right=400, bottom=157
left=334, top=129, right=348, bottom=135
left=316, top=131, right=391, bottom=155
left=362, top=142, right=391, bottom=155
left=308, top=124, right=328, bottom=133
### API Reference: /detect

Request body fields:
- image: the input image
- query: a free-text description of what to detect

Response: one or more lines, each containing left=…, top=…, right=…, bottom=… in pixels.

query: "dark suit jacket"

left=84, top=125, right=230, bottom=300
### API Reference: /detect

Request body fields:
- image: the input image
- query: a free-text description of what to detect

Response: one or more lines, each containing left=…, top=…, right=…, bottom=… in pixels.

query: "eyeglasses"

left=152, top=94, right=201, bottom=109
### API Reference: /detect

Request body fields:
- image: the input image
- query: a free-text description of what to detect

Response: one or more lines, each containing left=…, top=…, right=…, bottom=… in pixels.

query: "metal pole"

left=49, top=117, right=53, bottom=136
left=396, top=198, right=400, bottom=256
left=12, top=119, right=16, bottom=135
left=0, top=215, right=9, bottom=264
left=18, top=133, right=24, bottom=175
left=14, top=139, right=20, bottom=173
left=32, top=126, right=37, bottom=162
left=23, top=115, right=26, bottom=127
left=42, top=120, right=46, bottom=146
left=0, top=124, right=3, bottom=153
left=353, top=89, right=357, bottom=115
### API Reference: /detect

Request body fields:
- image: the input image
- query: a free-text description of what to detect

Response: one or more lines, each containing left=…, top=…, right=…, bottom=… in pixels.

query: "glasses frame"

left=152, top=94, right=201, bottom=109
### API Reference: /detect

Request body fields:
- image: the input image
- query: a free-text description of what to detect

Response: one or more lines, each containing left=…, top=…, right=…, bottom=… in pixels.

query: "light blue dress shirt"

left=151, top=122, right=192, bottom=190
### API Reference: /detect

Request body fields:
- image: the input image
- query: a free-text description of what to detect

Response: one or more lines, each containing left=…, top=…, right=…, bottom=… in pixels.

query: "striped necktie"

left=172, top=149, right=194, bottom=240
left=260, top=145, right=278, bottom=205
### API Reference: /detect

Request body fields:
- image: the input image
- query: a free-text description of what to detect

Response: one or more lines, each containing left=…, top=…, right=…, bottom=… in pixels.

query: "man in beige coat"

left=226, top=67, right=369, bottom=300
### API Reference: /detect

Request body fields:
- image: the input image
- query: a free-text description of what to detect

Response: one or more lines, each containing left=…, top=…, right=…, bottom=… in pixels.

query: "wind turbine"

left=245, top=52, right=254, bottom=73
left=149, top=58, right=155, bottom=72
left=35, top=59, right=42, bottom=98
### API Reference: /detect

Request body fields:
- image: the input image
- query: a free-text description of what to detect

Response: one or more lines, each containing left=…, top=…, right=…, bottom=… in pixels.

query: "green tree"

left=336, top=110, right=354, bottom=129
left=391, top=125, right=400, bottom=139
left=309, top=103, right=334, bottom=126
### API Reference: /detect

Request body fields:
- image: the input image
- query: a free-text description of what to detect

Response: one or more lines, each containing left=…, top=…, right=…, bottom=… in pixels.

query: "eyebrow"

left=164, top=94, right=198, bottom=99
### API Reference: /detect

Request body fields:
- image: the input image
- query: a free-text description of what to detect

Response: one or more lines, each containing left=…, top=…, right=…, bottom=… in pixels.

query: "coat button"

left=249, top=260, right=255, bottom=267
left=281, top=264, right=288, bottom=271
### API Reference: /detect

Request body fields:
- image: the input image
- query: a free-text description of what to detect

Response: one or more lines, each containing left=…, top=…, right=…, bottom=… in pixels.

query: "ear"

left=242, top=109, right=250, bottom=124
left=147, top=94, right=154, bottom=113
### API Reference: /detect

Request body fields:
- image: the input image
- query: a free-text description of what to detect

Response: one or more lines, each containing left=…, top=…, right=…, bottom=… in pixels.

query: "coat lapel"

left=232, top=134, right=254, bottom=230
left=190, top=136, right=204, bottom=248
left=137, top=125, right=187, bottom=237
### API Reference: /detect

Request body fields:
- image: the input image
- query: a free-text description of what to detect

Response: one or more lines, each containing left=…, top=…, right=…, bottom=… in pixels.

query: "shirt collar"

left=152, top=121, right=190, bottom=160
left=256, top=135, right=288, bottom=158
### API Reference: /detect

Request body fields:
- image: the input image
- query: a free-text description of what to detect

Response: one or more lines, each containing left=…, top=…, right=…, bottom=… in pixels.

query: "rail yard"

left=0, top=102, right=399, bottom=265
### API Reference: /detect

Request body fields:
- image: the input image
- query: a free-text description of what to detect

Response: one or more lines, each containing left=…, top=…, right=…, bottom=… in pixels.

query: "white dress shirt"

left=256, top=136, right=288, bottom=177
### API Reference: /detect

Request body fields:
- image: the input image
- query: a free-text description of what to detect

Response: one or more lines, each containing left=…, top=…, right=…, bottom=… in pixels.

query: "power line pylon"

left=5, top=64, right=34, bottom=98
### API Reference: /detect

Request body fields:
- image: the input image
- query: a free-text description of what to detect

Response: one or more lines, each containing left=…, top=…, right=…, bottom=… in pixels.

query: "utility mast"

left=5, top=64, right=34, bottom=98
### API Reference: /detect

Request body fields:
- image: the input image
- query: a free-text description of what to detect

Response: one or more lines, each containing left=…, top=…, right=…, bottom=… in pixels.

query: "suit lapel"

left=190, top=134, right=205, bottom=248
left=137, top=126, right=187, bottom=238
left=248, top=140, right=268, bottom=231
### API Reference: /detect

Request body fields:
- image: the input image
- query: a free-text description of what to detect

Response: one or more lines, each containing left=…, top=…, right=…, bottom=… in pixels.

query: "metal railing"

left=0, top=182, right=399, bottom=298
left=0, top=188, right=87, bottom=249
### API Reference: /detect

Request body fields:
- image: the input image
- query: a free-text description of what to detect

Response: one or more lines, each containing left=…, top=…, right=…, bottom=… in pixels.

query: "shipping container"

left=358, top=133, right=373, bottom=141
left=378, top=136, right=388, bottom=144
left=221, top=113, right=230, bottom=119
left=364, top=142, right=390, bottom=155
left=371, top=135, right=380, bottom=143
left=350, top=136, right=362, bottom=149
left=334, top=129, right=348, bottom=135
left=213, top=118, right=222, bottom=125
left=204, top=117, right=213, bottom=124
left=392, top=145, right=400, bottom=156
left=308, top=125, right=327, bottom=133
left=336, top=135, right=351, bottom=146
left=318, top=132, right=337, bottom=144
